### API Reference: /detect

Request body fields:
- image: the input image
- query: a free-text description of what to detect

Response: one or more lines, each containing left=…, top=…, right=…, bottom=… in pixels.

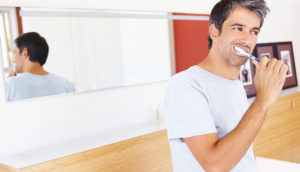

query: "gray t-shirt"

left=164, top=65, right=259, bottom=172
left=6, top=72, right=75, bottom=101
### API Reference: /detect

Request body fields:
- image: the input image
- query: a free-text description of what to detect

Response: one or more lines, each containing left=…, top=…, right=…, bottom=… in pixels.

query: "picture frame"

left=276, top=42, right=298, bottom=89
left=241, top=41, right=297, bottom=98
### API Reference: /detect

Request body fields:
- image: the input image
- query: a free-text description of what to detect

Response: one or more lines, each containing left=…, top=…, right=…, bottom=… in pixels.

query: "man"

left=6, top=32, right=75, bottom=101
left=164, top=0, right=288, bottom=171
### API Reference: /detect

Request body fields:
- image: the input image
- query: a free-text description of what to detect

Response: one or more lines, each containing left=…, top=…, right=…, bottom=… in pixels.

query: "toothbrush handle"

left=249, top=55, right=260, bottom=62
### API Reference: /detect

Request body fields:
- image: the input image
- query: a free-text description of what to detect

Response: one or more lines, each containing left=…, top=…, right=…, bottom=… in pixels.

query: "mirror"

left=0, top=7, right=209, bottom=101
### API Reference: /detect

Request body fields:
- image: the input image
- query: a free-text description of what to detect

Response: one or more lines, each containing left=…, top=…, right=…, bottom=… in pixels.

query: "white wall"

left=70, top=17, right=124, bottom=91
left=92, top=18, right=124, bottom=89
left=0, top=0, right=299, bottom=157
left=120, top=17, right=171, bottom=85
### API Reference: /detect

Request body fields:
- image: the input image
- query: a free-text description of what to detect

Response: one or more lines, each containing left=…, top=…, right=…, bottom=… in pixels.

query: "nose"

left=240, top=31, right=252, bottom=46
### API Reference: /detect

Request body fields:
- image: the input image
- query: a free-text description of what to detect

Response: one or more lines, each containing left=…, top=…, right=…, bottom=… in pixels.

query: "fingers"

left=253, top=57, right=288, bottom=107
left=258, top=56, right=269, bottom=70
left=273, top=60, right=283, bottom=73
left=257, top=57, right=287, bottom=75
left=277, top=64, right=288, bottom=87
left=266, top=58, right=277, bottom=69
left=279, top=64, right=289, bottom=76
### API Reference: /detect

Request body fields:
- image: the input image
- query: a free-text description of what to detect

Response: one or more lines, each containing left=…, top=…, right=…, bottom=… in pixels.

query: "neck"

left=199, top=48, right=240, bottom=80
left=23, top=62, right=48, bottom=75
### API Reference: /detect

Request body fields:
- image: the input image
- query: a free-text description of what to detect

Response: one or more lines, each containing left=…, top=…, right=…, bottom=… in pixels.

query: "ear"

left=208, top=24, right=220, bottom=42
left=21, top=48, right=29, bottom=59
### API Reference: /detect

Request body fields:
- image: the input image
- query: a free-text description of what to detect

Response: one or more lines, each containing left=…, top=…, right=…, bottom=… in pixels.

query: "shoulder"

left=48, top=73, right=69, bottom=82
left=165, top=66, right=210, bottom=104
left=6, top=77, right=15, bottom=89
left=6, top=75, right=25, bottom=100
left=48, top=73, right=75, bottom=90
left=6, top=74, right=26, bottom=85
left=168, top=66, right=204, bottom=91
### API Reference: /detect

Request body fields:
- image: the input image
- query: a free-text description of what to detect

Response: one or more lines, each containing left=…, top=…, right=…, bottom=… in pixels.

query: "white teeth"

left=233, top=46, right=249, bottom=56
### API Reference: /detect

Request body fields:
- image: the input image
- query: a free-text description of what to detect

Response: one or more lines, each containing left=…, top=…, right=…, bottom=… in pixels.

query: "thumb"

left=252, top=60, right=259, bottom=69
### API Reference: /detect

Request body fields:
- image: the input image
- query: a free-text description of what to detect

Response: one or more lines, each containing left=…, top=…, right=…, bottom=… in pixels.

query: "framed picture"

left=276, top=42, right=298, bottom=89
left=242, top=41, right=298, bottom=98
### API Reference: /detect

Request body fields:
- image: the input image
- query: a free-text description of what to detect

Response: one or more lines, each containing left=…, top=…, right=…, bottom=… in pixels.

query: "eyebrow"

left=230, top=23, right=261, bottom=31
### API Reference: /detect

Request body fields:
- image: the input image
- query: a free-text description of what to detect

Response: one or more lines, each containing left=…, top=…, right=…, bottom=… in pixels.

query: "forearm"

left=211, top=98, right=270, bottom=171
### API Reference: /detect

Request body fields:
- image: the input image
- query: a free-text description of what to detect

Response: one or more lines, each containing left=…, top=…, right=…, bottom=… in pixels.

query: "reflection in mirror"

left=0, top=7, right=209, bottom=101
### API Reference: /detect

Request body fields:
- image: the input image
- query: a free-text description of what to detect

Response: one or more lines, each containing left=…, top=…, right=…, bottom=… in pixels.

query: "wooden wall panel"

left=292, top=92, right=300, bottom=163
left=0, top=163, right=18, bottom=172
left=253, top=94, right=294, bottom=161
left=19, top=130, right=173, bottom=172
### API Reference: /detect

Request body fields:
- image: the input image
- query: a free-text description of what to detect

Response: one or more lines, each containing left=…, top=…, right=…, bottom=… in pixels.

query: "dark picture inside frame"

left=239, top=59, right=256, bottom=98
left=241, top=41, right=298, bottom=98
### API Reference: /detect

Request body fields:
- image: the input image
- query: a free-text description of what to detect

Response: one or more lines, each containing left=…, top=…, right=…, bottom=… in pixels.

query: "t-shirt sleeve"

left=164, top=75, right=217, bottom=140
left=62, top=78, right=75, bottom=93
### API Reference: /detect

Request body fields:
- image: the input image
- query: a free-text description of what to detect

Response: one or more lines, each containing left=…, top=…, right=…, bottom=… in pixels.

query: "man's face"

left=13, top=45, right=26, bottom=73
left=214, top=7, right=261, bottom=66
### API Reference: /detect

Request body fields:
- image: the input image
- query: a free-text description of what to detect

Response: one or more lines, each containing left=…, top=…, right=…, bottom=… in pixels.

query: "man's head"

left=208, top=0, right=269, bottom=49
left=14, top=32, right=49, bottom=73
left=208, top=0, right=269, bottom=66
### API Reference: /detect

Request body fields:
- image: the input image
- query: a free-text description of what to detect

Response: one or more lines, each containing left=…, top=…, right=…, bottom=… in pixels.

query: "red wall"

left=173, top=13, right=210, bottom=73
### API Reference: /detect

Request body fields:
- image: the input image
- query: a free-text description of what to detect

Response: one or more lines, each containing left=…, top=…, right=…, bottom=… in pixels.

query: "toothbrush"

left=233, top=46, right=260, bottom=62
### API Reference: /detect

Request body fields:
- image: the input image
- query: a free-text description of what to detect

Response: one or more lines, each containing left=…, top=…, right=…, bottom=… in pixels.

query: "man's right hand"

left=253, top=56, right=288, bottom=109
left=8, top=70, right=17, bottom=77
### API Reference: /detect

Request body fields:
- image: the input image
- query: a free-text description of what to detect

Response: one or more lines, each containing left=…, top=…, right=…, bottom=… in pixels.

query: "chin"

left=238, top=59, right=249, bottom=66
left=15, top=69, right=21, bottom=73
left=236, top=61, right=248, bottom=67
left=229, top=57, right=248, bottom=66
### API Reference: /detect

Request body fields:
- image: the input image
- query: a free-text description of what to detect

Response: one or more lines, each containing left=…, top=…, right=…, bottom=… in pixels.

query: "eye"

left=233, top=27, right=243, bottom=32
left=250, top=30, right=260, bottom=36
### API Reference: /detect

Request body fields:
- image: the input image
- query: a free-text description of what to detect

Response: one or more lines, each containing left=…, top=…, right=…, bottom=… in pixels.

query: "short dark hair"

left=15, top=32, right=49, bottom=66
left=208, top=0, right=270, bottom=49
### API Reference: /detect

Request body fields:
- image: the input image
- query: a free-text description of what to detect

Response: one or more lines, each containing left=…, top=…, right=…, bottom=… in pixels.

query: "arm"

left=184, top=57, right=289, bottom=172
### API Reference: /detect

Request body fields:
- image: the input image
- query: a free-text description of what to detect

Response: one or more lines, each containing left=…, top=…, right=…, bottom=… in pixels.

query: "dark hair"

left=15, top=32, right=49, bottom=66
left=208, top=0, right=270, bottom=49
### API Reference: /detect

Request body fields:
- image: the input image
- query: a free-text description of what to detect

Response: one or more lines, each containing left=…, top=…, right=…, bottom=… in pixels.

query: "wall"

left=173, top=14, right=210, bottom=73
left=0, top=0, right=299, bottom=157
left=120, top=17, right=171, bottom=86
